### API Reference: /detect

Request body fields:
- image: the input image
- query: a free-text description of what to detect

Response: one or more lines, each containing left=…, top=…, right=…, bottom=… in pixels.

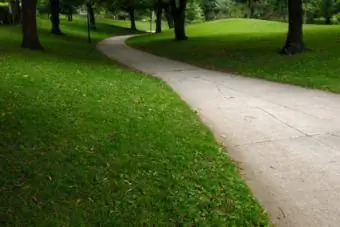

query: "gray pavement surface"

left=98, top=35, right=340, bottom=227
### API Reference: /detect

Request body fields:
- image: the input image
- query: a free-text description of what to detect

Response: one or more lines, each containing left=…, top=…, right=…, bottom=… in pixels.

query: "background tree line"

left=0, top=0, right=339, bottom=53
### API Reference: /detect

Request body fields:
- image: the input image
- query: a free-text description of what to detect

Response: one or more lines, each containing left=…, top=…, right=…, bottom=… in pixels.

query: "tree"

left=155, top=0, right=163, bottom=33
left=104, top=0, right=138, bottom=30
left=21, top=0, right=43, bottom=50
left=247, top=0, right=254, bottom=17
left=163, top=0, right=174, bottom=28
left=304, top=0, right=321, bottom=23
left=321, top=0, right=335, bottom=24
left=280, top=0, right=304, bottom=54
left=128, top=0, right=137, bottom=30
left=336, top=0, right=340, bottom=12
left=201, top=0, right=217, bottom=20
left=234, top=0, right=259, bottom=18
left=154, top=0, right=173, bottom=33
left=170, top=0, right=188, bottom=40
left=215, top=0, right=232, bottom=17
left=186, top=0, right=203, bottom=22
left=50, top=0, right=63, bottom=34
left=60, top=0, right=77, bottom=21
left=87, top=0, right=96, bottom=30
left=15, top=0, right=21, bottom=23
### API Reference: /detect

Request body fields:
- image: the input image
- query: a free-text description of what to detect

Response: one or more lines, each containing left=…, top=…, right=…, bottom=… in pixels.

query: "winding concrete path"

left=98, top=35, right=340, bottom=227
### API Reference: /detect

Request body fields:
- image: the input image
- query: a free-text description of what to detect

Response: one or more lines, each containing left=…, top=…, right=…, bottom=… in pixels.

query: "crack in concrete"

left=256, top=106, right=309, bottom=136
left=231, top=133, right=321, bottom=148
left=215, top=80, right=322, bottom=120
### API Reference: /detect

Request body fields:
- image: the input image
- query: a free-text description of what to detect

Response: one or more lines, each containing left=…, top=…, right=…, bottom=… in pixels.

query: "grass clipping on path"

left=0, top=18, right=269, bottom=226
left=128, top=19, right=340, bottom=93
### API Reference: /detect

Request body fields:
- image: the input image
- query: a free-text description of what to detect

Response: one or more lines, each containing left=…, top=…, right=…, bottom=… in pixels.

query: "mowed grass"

left=127, top=19, right=340, bottom=92
left=108, top=19, right=166, bottom=31
left=0, top=18, right=269, bottom=225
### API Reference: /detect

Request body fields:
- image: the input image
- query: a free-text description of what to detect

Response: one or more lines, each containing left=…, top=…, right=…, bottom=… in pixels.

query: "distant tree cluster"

left=0, top=0, right=338, bottom=54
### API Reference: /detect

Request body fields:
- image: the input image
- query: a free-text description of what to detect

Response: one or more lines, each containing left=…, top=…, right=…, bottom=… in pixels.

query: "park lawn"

left=0, top=18, right=269, bottom=225
left=127, top=19, right=340, bottom=93
left=106, top=18, right=170, bottom=32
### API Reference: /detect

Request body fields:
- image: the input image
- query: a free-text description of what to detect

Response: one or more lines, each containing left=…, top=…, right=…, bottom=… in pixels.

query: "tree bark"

left=21, top=0, right=43, bottom=50
left=170, top=0, right=187, bottom=40
left=50, top=0, right=62, bottom=35
left=16, top=0, right=21, bottom=23
left=325, top=17, right=331, bottom=24
left=128, top=8, right=136, bottom=31
left=248, top=0, right=254, bottom=18
left=280, top=0, right=304, bottom=55
left=87, top=2, right=96, bottom=30
left=68, top=13, right=72, bottom=21
left=164, top=5, right=174, bottom=28
left=68, top=7, right=72, bottom=22
left=155, top=1, right=162, bottom=33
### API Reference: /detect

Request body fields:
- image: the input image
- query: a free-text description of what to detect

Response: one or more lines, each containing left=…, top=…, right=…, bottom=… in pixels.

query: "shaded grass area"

left=103, top=18, right=170, bottom=32
left=127, top=19, right=340, bottom=93
left=0, top=18, right=269, bottom=225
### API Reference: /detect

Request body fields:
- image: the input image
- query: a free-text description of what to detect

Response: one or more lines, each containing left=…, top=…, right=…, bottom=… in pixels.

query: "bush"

left=186, top=1, right=204, bottom=23
left=314, top=16, right=339, bottom=24
left=335, top=13, right=340, bottom=22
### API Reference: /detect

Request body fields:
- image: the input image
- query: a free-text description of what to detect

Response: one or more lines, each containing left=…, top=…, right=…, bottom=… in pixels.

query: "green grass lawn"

left=127, top=19, right=340, bottom=93
left=0, top=18, right=269, bottom=225
left=107, top=18, right=170, bottom=32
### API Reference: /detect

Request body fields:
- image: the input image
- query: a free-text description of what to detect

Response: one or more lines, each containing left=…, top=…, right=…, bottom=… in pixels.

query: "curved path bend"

left=98, top=35, right=340, bottom=227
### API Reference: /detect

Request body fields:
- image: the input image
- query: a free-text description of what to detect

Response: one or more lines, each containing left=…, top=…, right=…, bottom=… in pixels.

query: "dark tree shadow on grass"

left=0, top=23, right=144, bottom=67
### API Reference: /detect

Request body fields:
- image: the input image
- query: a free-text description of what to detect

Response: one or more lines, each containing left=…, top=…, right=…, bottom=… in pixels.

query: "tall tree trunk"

left=128, top=8, right=136, bottom=31
left=88, top=3, right=96, bottom=30
left=155, top=1, right=162, bottom=33
left=248, top=0, right=254, bottom=18
left=21, top=0, right=43, bottom=50
left=68, top=7, right=72, bottom=21
left=280, top=0, right=304, bottom=54
left=50, top=0, right=62, bottom=35
left=16, top=0, right=21, bottom=23
left=68, top=13, right=72, bottom=21
left=164, top=5, right=173, bottom=28
left=325, top=17, right=331, bottom=24
left=170, top=0, right=187, bottom=40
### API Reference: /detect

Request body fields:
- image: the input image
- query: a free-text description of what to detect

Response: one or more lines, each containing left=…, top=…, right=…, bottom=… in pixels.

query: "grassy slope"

left=127, top=19, right=340, bottom=93
left=106, top=19, right=163, bottom=31
left=0, top=18, right=269, bottom=225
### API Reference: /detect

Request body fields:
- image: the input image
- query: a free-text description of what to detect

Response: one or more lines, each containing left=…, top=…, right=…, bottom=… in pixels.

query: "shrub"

left=186, top=0, right=204, bottom=23
left=335, top=13, right=340, bottom=22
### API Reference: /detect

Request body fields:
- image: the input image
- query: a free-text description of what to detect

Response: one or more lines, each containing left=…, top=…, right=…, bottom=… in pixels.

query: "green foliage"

left=197, top=0, right=339, bottom=23
left=201, top=0, right=217, bottom=20
left=320, top=0, right=335, bottom=22
left=60, top=0, right=85, bottom=13
left=336, top=0, right=340, bottom=12
left=37, top=0, right=85, bottom=15
left=304, top=0, right=321, bottom=23
left=186, top=0, right=204, bottom=22
left=37, top=1, right=50, bottom=14
left=86, top=0, right=340, bottom=24
left=335, top=12, right=340, bottom=21
left=215, top=0, right=232, bottom=17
